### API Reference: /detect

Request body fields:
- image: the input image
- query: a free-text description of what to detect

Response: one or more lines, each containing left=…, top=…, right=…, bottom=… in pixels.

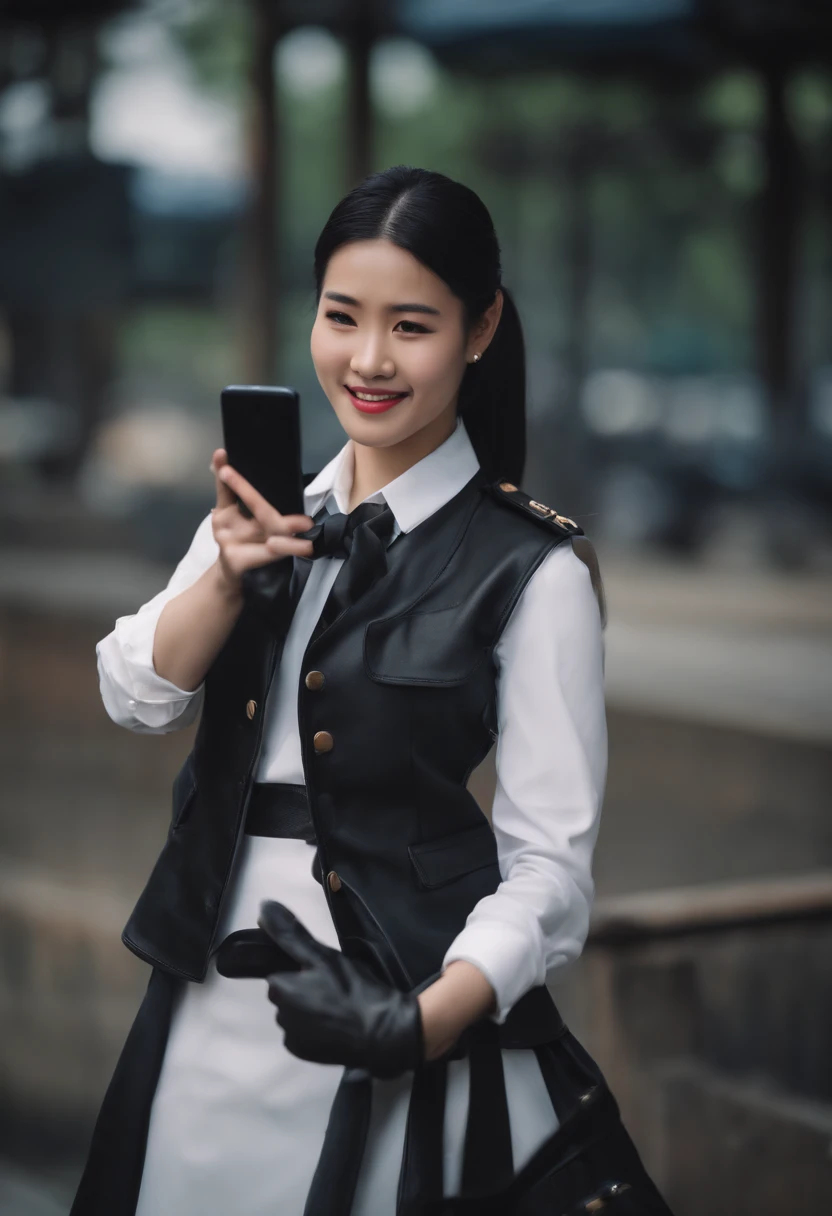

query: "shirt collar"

left=303, top=416, right=480, bottom=535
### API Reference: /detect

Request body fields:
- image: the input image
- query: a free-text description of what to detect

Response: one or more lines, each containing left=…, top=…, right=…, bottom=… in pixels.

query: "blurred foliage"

left=166, top=0, right=251, bottom=99
left=700, top=71, right=764, bottom=128
left=118, top=304, right=238, bottom=404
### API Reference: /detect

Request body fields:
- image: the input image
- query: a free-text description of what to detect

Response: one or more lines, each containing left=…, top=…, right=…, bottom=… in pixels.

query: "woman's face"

left=311, top=239, right=480, bottom=453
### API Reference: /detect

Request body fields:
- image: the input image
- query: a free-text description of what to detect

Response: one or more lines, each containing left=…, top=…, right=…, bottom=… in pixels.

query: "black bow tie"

left=298, top=501, right=393, bottom=561
left=300, top=501, right=397, bottom=635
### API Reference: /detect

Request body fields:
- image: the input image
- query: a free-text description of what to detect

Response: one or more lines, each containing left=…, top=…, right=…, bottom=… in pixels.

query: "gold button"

left=305, top=670, right=325, bottom=691
left=313, top=730, right=334, bottom=754
left=499, top=481, right=517, bottom=493
left=327, top=870, right=342, bottom=893
left=246, top=699, right=257, bottom=720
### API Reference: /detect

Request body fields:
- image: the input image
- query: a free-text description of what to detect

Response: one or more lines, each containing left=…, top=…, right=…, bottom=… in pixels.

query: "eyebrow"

left=323, top=291, right=440, bottom=317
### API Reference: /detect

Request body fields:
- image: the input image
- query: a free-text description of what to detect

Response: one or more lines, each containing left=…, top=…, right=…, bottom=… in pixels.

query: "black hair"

left=313, top=165, right=526, bottom=484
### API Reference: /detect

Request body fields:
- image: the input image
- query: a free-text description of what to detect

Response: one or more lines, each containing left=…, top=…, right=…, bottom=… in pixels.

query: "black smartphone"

left=220, top=385, right=304, bottom=519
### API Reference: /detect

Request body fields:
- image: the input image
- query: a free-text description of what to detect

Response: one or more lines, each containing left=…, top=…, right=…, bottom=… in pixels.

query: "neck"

left=347, top=408, right=457, bottom=513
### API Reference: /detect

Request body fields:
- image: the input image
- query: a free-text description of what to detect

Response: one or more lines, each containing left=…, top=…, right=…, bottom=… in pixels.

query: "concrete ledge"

left=0, top=860, right=132, bottom=935
left=589, top=870, right=832, bottom=944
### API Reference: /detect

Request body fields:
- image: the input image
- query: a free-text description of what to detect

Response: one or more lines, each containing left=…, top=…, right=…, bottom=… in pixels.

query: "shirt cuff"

left=441, top=918, right=545, bottom=1025
left=96, top=639, right=203, bottom=732
left=97, top=622, right=204, bottom=733
left=124, top=659, right=204, bottom=706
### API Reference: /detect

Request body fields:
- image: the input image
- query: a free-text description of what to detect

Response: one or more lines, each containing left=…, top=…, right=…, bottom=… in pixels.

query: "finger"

left=213, top=505, right=265, bottom=539
left=218, top=467, right=315, bottom=541
left=212, top=450, right=236, bottom=511
left=279, top=1024, right=336, bottom=1067
left=220, top=537, right=317, bottom=573
left=266, top=971, right=306, bottom=1010
left=266, top=977, right=340, bottom=1065
left=265, top=529, right=314, bottom=558
left=258, top=900, right=333, bottom=968
left=217, top=464, right=277, bottom=529
left=272, top=513, right=316, bottom=538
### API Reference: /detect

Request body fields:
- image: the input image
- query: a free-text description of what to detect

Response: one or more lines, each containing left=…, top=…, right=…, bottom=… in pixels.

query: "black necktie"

left=299, top=501, right=396, bottom=634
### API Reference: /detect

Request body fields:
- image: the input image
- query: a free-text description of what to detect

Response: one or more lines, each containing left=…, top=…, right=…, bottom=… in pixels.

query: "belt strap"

left=461, top=1022, right=514, bottom=1194
left=302, top=1069, right=373, bottom=1216
left=396, top=1059, right=447, bottom=1214
left=245, top=783, right=316, bottom=843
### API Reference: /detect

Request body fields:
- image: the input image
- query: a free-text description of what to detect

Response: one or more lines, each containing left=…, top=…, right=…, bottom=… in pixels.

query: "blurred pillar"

left=241, top=0, right=283, bottom=384
left=559, top=132, right=594, bottom=511
left=757, top=61, right=801, bottom=474
left=343, top=0, right=379, bottom=186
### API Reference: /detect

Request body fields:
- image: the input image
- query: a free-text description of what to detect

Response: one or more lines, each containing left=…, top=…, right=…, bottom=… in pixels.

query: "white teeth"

left=352, top=390, right=403, bottom=402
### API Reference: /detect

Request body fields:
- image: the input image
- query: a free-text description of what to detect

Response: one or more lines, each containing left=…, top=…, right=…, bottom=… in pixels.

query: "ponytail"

left=458, top=285, right=526, bottom=485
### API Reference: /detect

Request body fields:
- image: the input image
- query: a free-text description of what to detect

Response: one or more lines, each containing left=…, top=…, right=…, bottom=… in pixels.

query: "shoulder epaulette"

left=485, top=480, right=584, bottom=538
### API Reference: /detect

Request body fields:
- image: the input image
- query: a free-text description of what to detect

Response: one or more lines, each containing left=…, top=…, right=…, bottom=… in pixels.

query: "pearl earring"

left=471, top=353, right=481, bottom=364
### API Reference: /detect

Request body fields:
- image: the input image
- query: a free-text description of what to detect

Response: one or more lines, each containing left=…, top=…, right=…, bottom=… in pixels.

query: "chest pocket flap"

left=365, top=604, right=488, bottom=686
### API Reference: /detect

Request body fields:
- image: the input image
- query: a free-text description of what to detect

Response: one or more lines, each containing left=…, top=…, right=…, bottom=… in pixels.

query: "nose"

left=349, top=331, right=396, bottom=381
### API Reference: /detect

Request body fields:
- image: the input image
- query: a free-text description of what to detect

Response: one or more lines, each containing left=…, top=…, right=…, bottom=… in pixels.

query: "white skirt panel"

left=135, top=835, right=559, bottom=1216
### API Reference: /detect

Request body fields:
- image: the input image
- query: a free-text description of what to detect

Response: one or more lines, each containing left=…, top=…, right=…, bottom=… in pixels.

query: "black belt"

left=244, top=782, right=316, bottom=843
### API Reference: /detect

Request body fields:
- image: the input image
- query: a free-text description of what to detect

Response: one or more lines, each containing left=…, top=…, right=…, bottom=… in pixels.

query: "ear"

left=466, top=289, right=504, bottom=364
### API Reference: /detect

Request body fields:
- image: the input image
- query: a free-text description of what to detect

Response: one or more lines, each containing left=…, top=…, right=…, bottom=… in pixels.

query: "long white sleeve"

left=96, top=512, right=218, bottom=733
left=441, top=540, right=607, bottom=1023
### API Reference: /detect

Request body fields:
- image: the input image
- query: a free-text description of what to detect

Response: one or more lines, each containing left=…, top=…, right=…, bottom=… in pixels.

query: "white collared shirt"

left=96, top=417, right=606, bottom=1020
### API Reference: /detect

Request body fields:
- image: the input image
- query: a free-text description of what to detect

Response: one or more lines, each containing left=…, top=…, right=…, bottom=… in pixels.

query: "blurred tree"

left=166, top=0, right=394, bottom=383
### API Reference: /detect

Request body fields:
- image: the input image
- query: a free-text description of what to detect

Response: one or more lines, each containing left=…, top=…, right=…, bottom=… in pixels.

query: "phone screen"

left=220, top=385, right=304, bottom=518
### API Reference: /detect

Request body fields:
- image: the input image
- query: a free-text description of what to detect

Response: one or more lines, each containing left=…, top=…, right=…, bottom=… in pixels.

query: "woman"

left=72, top=167, right=671, bottom=1215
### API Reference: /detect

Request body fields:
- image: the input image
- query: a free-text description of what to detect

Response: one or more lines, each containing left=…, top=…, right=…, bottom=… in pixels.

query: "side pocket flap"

left=409, top=820, right=499, bottom=890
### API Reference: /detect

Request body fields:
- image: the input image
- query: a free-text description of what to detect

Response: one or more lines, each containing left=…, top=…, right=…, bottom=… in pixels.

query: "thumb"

left=258, top=900, right=332, bottom=968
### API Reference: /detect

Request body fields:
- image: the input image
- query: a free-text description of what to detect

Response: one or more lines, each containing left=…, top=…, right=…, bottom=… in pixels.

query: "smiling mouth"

left=345, top=386, right=409, bottom=413
left=348, top=388, right=408, bottom=401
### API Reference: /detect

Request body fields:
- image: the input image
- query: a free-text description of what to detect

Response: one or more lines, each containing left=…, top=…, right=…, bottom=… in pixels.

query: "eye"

left=394, top=319, right=431, bottom=335
left=325, top=310, right=356, bottom=326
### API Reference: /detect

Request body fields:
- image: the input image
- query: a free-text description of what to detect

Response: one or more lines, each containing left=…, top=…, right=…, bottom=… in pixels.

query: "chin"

left=342, top=418, right=416, bottom=450
left=331, top=397, right=418, bottom=447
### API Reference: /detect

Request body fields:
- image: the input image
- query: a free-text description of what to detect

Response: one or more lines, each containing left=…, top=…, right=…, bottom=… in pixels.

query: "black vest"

left=123, top=470, right=579, bottom=1021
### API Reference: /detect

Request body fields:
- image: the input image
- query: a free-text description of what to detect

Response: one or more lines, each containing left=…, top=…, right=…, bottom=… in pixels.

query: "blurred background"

left=0, top=1, right=831, bottom=1212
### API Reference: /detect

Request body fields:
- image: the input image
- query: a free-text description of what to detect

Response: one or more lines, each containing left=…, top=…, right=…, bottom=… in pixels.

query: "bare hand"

left=210, top=449, right=314, bottom=597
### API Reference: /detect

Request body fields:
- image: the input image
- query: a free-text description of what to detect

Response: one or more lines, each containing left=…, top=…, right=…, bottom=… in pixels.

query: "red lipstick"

left=345, top=385, right=409, bottom=414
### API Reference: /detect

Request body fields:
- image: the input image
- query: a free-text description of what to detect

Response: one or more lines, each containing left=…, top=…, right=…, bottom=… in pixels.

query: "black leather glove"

left=214, top=927, right=300, bottom=979
left=257, top=899, right=424, bottom=1079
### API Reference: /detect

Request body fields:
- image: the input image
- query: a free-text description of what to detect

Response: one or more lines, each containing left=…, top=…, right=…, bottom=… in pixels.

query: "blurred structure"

left=0, top=1, right=134, bottom=480
left=401, top=0, right=832, bottom=550
left=3, top=0, right=832, bottom=549
left=0, top=1, right=831, bottom=1212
